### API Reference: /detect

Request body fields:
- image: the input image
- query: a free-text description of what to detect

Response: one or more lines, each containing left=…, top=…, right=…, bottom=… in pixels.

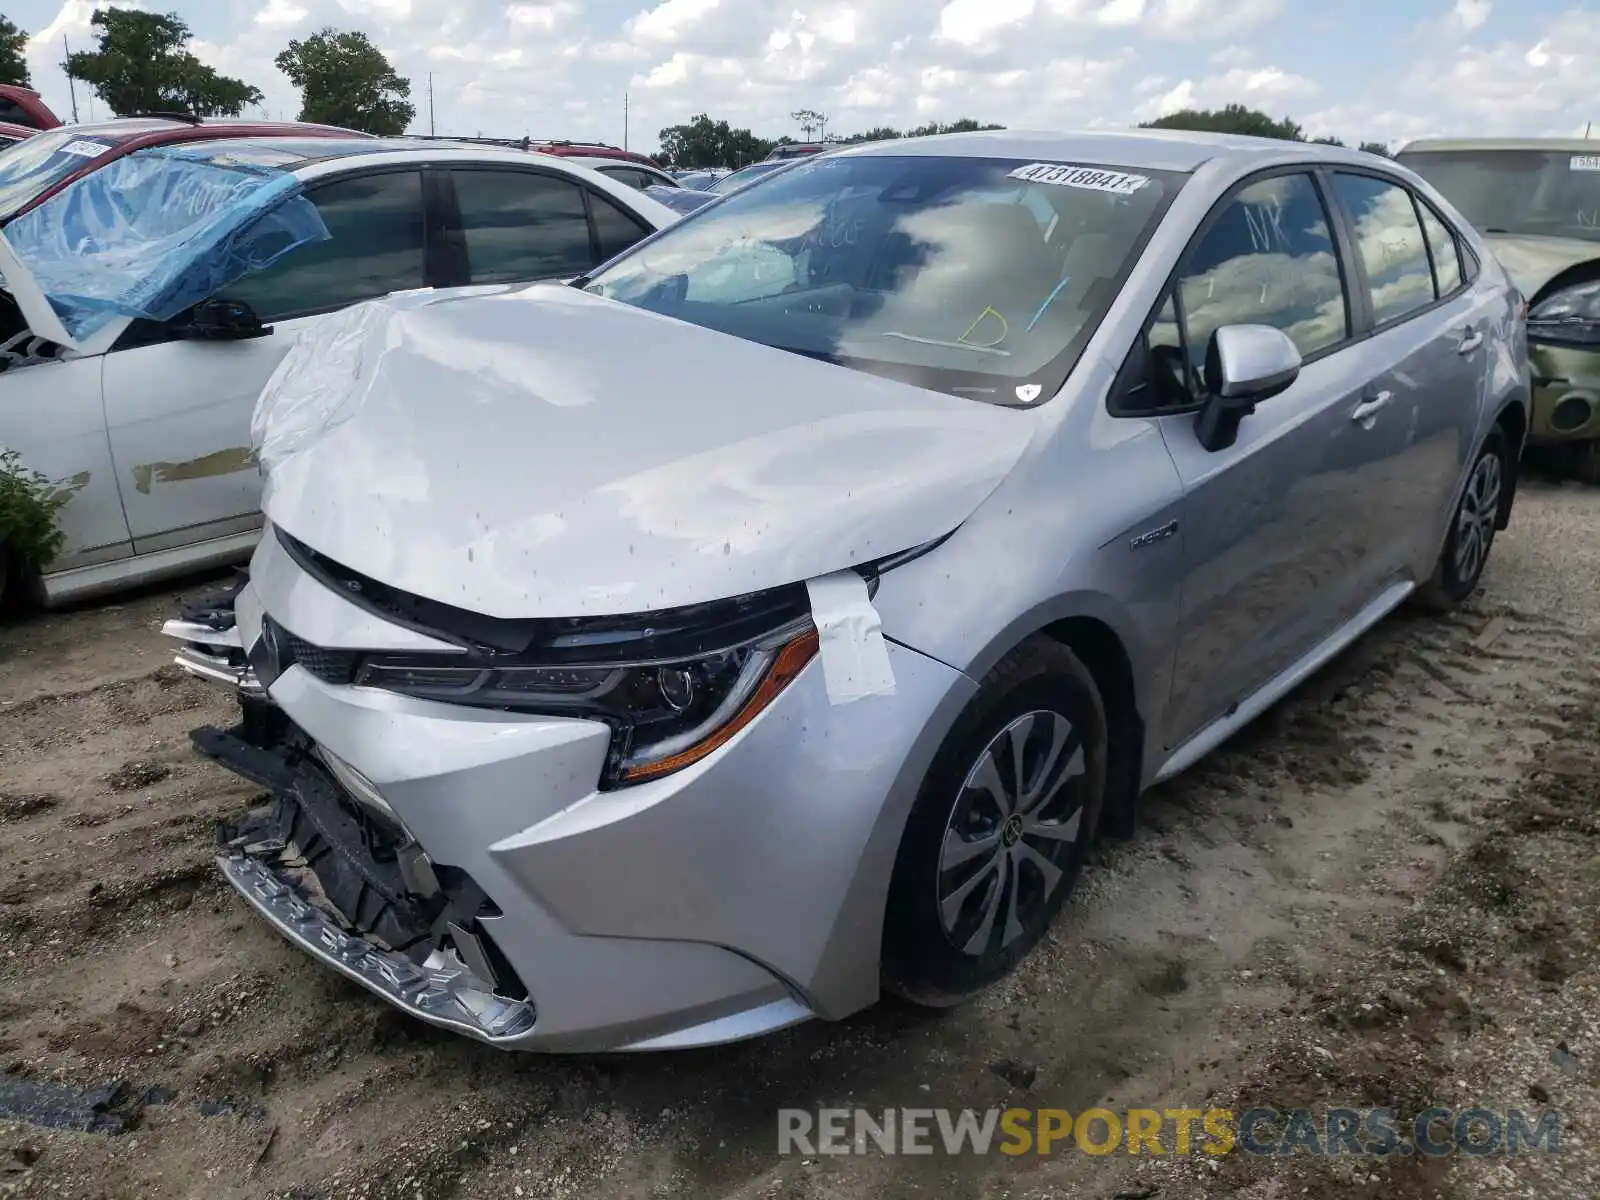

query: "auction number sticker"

left=58, top=140, right=112, bottom=158
left=1571, top=155, right=1600, bottom=172
left=1009, top=162, right=1150, bottom=195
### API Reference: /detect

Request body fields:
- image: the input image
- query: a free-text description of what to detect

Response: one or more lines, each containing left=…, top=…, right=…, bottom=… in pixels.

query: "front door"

left=102, top=168, right=432, bottom=548
left=1149, top=170, right=1396, bottom=749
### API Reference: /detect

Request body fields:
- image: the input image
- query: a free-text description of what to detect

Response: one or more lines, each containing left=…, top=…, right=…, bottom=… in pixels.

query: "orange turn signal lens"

left=617, top=628, right=820, bottom=783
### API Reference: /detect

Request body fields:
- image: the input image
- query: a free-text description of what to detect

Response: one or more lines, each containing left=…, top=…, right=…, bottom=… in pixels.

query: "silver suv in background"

left=173, top=130, right=1528, bottom=1052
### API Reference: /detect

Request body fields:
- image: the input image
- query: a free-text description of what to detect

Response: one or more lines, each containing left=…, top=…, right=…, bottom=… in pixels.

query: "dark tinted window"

left=221, top=170, right=426, bottom=320
left=1415, top=200, right=1463, bottom=296
left=0, top=100, right=25, bottom=125
left=453, top=168, right=595, bottom=283
left=1180, top=172, right=1349, bottom=367
left=600, top=166, right=668, bottom=191
left=1331, top=173, right=1435, bottom=324
left=589, top=190, right=651, bottom=261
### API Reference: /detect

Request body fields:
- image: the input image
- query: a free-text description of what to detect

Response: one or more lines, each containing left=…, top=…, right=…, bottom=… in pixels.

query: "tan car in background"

left=1398, top=138, right=1600, bottom=481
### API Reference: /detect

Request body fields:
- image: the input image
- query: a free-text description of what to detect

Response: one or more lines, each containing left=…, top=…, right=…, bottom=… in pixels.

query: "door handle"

left=1351, top=390, right=1393, bottom=424
left=1458, top=327, right=1484, bottom=354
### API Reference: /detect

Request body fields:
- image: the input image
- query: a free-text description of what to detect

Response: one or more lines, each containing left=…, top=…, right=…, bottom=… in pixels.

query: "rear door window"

left=1330, top=173, right=1437, bottom=325
left=451, top=168, right=596, bottom=283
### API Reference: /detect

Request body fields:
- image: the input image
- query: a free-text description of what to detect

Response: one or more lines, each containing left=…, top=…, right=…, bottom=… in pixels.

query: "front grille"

left=261, top=616, right=360, bottom=685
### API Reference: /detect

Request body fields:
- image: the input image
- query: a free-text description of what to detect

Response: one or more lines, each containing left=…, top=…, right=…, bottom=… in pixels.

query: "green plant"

left=0, top=447, right=69, bottom=568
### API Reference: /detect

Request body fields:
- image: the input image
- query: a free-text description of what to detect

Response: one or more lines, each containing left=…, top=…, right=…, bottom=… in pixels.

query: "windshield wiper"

left=879, top=332, right=1011, bottom=356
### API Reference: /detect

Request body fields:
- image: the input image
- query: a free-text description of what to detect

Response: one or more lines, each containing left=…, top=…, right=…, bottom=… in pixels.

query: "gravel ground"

left=0, top=474, right=1597, bottom=1200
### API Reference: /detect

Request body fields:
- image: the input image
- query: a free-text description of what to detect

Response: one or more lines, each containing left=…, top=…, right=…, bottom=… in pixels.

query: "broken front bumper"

left=1529, top=342, right=1600, bottom=443
left=199, top=721, right=536, bottom=1042
left=164, top=573, right=263, bottom=697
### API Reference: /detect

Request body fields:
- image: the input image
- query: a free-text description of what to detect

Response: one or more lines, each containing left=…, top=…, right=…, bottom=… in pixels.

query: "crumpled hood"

left=1486, top=233, right=1600, bottom=300
left=256, top=284, right=1038, bottom=620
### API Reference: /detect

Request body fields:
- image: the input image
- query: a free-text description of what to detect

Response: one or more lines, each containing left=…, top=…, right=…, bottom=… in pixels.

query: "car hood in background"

left=1485, top=233, right=1600, bottom=300
left=256, top=284, right=1037, bottom=620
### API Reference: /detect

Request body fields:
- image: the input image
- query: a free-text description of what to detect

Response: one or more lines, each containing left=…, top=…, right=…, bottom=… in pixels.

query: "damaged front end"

left=163, top=571, right=264, bottom=697
left=196, top=710, right=536, bottom=1042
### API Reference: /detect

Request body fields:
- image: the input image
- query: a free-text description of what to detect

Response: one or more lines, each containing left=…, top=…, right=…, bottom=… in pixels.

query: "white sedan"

left=0, top=137, right=677, bottom=607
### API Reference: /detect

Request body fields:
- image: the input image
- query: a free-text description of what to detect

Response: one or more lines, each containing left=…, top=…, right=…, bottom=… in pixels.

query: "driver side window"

left=1118, top=172, right=1351, bottom=415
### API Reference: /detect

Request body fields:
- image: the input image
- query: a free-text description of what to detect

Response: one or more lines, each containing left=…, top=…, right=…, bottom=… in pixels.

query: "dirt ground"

left=2, top=475, right=1598, bottom=1200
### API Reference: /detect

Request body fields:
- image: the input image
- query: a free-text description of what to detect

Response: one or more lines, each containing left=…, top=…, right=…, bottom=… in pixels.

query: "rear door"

left=440, top=166, right=655, bottom=285
left=100, top=167, right=438, bottom=549
left=1324, top=170, right=1488, bottom=575
left=1124, top=169, right=1397, bottom=750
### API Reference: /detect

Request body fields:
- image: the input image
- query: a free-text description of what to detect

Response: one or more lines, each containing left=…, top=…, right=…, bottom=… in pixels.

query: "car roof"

left=832, top=128, right=1388, bottom=173
left=1397, top=137, right=1600, bottom=154
left=564, top=155, right=664, bottom=171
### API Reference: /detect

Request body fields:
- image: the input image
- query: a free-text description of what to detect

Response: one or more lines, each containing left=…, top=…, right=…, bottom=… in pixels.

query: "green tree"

left=657, top=113, right=773, bottom=167
left=1141, top=103, right=1303, bottom=141
left=274, top=28, right=414, bottom=135
left=0, top=16, right=30, bottom=87
left=64, top=8, right=261, bottom=116
left=1358, top=140, right=1391, bottom=157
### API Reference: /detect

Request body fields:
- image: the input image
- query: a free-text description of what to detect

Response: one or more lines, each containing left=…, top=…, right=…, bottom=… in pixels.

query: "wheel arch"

left=1492, top=397, right=1527, bottom=529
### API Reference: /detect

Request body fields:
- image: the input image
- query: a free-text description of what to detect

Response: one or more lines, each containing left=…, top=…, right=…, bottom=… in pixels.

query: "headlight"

left=355, top=616, right=819, bottom=787
left=1528, top=279, right=1600, bottom=344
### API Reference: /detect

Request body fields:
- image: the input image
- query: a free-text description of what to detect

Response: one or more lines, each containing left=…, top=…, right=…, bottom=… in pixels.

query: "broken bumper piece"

left=201, top=723, right=535, bottom=1044
left=164, top=573, right=263, bottom=697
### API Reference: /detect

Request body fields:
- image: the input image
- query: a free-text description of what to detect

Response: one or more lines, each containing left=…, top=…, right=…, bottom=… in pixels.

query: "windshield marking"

left=58, top=140, right=111, bottom=158
left=1008, top=162, right=1150, bottom=195
left=880, top=331, right=1012, bottom=355
left=1573, top=156, right=1600, bottom=172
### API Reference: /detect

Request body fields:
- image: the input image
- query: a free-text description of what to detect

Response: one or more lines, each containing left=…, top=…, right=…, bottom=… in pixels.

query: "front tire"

left=882, top=638, right=1107, bottom=1007
left=1413, top=427, right=1508, bottom=613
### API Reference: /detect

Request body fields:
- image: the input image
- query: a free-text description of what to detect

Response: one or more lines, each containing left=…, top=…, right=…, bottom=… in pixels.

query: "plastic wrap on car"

left=0, top=143, right=330, bottom=341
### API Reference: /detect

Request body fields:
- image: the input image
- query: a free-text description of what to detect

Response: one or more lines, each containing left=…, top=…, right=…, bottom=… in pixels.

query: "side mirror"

left=1193, top=324, right=1301, bottom=452
left=183, top=297, right=273, bottom=342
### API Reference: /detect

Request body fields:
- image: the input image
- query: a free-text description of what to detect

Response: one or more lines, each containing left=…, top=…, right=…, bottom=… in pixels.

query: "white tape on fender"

left=805, top=571, right=896, bottom=705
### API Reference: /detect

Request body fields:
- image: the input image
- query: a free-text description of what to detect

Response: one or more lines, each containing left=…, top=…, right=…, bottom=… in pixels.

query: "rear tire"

left=1413, top=426, right=1508, bottom=613
left=882, top=637, right=1107, bottom=1007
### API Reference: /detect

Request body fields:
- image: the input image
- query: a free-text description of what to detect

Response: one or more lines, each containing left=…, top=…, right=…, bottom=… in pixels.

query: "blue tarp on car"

left=0, top=142, right=330, bottom=341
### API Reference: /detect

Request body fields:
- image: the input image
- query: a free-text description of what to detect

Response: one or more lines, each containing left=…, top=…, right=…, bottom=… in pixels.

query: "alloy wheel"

left=1454, top=450, right=1502, bottom=584
left=936, top=709, right=1087, bottom=957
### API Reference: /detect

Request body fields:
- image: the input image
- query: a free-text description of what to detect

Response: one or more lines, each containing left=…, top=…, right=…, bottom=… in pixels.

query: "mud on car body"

left=169, top=130, right=1528, bottom=1052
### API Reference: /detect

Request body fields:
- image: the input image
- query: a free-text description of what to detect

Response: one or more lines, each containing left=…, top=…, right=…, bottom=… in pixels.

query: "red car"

left=0, top=85, right=62, bottom=131
left=523, top=139, right=662, bottom=168
left=0, top=115, right=371, bottom=226
left=0, top=121, right=38, bottom=150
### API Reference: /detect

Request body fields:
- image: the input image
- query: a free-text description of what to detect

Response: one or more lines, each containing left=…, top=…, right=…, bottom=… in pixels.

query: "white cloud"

left=627, top=0, right=722, bottom=42
left=934, top=0, right=1036, bottom=49
left=255, top=0, right=310, bottom=27
left=1135, top=62, right=1315, bottom=122
left=1448, top=0, right=1491, bottom=33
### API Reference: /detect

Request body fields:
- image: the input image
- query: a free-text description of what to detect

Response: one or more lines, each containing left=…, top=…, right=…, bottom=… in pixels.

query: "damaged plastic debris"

left=0, top=143, right=330, bottom=341
left=805, top=569, right=896, bottom=704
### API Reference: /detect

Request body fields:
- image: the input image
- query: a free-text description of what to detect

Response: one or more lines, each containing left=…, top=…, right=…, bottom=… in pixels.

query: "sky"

left=8, top=0, right=1599, bottom=153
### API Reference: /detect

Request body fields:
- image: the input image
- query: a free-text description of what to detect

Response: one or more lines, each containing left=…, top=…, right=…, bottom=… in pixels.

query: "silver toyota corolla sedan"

left=172, top=130, right=1529, bottom=1052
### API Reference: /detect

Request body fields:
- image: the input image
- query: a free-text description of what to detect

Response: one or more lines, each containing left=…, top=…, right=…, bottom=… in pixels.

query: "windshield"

left=1398, top=149, right=1600, bottom=243
left=584, top=153, right=1180, bottom=404
left=709, top=162, right=787, bottom=194
left=0, top=125, right=136, bottom=223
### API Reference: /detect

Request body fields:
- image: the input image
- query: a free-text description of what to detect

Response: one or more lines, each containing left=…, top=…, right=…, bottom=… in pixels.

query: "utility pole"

left=623, top=92, right=629, bottom=150
left=63, top=34, right=79, bottom=123
left=428, top=73, right=435, bottom=135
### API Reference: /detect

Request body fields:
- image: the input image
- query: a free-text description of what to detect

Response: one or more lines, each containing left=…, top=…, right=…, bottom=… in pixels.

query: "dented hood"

left=1486, top=233, right=1600, bottom=299
left=256, top=284, right=1037, bottom=620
